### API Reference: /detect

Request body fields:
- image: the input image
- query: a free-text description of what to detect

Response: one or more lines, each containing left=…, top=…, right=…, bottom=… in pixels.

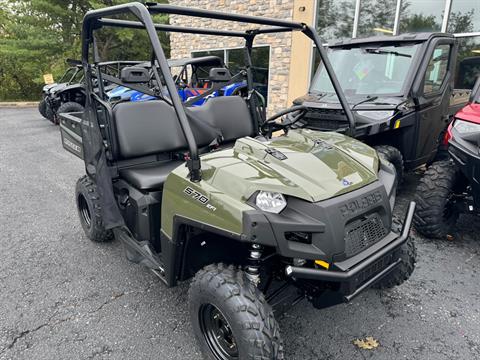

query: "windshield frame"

left=310, top=41, right=425, bottom=99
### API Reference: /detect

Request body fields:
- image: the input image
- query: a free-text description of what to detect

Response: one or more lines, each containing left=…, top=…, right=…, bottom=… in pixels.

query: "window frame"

left=419, top=40, right=454, bottom=98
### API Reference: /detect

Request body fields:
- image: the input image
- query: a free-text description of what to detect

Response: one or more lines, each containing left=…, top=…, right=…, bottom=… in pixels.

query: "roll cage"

left=81, top=1, right=355, bottom=182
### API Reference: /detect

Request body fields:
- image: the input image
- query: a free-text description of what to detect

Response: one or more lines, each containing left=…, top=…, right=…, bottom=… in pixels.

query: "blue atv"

left=107, top=56, right=248, bottom=106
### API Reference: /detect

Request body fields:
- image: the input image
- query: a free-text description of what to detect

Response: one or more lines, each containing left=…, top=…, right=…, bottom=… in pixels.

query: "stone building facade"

left=169, top=0, right=314, bottom=114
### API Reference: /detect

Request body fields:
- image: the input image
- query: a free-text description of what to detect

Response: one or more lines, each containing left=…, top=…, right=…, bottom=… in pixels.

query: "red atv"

left=414, top=77, right=480, bottom=238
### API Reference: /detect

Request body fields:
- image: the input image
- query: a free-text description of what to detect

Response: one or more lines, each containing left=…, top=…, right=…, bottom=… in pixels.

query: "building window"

left=447, top=1, right=480, bottom=33
left=399, top=0, right=444, bottom=33
left=192, top=46, right=270, bottom=104
left=316, top=0, right=357, bottom=41
left=357, top=0, right=397, bottom=37
left=190, top=49, right=225, bottom=60
left=423, top=44, right=451, bottom=94
left=455, top=36, right=480, bottom=89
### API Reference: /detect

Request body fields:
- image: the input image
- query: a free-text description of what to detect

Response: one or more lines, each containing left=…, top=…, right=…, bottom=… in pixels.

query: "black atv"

left=414, top=77, right=480, bottom=238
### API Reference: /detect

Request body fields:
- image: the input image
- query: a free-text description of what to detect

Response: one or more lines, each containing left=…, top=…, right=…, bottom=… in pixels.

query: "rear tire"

left=189, top=264, right=284, bottom=360
left=56, top=102, right=84, bottom=125
left=413, top=161, right=463, bottom=239
left=375, top=145, right=404, bottom=184
left=38, top=98, right=47, bottom=118
left=57, top=101, right=84, bottom=114
left=372, top=218, right=416, bottom=289
left=75, top=175, right=113, bottom=242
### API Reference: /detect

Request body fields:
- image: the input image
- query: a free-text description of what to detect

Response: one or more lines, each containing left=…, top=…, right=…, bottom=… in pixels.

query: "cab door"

left=411, top=38, right=455, bottom=167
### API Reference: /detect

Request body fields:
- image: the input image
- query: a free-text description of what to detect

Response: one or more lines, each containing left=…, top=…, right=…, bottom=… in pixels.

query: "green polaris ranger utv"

left=60, top=3, right=416, bottom=359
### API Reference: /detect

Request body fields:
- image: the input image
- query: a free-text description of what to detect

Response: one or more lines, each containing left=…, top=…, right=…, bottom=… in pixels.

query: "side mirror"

left=209, top=68, right=231, bottom=83
left=120, top=66, right=150, bottom=83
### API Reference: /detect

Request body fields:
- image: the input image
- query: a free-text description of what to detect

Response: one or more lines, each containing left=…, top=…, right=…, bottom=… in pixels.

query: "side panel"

left=161, top=168, right=254, bottom=239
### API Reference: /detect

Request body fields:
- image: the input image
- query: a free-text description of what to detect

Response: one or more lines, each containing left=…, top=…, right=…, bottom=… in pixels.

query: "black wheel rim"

left=78, top=194, right=91, bottom=227
left=199, top=304, right=238, bottom=360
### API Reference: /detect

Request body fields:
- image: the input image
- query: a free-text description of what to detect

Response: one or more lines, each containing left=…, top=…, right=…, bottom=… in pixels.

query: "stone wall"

left=168, top=0, right=295, bottom=114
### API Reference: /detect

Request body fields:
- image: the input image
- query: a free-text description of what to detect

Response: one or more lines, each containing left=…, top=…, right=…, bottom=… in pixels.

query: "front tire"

left=413, top=161, right=464, bottom=238
left=38, top=98, right=47, bottom=118
left=372, top=219, right=416, bottom=289
left=75, top=175, right=113, bottom=242
left=189, top=264, right=284, bottom=360
left=45, top=103, right=55, bottom=123
left=375, top=145, right=404, bottom=184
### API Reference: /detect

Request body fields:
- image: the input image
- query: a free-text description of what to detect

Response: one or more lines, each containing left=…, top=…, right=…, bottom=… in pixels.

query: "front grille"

left=304, top=108, right=348, bottom=130
left=345, top=214, right=388, bottom=257
left=355, top=252, right=394, bottom=287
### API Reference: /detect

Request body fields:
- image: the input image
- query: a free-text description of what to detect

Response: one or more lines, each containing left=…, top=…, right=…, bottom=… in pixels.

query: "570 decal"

left=184, top=186, right=209, bottom=204
left=183, top=187, right=217, bottom=211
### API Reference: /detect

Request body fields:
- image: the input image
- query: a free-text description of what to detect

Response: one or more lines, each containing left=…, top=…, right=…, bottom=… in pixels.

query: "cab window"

left=423, top=44, right=451, bottom=94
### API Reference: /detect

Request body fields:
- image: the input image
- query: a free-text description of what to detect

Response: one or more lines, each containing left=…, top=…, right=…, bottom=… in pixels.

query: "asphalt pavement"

left=0, top=107, right=479, bottom=360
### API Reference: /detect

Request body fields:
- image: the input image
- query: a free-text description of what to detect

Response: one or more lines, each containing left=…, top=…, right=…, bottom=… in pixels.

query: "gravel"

left=0, top=107, right=479, bottom=360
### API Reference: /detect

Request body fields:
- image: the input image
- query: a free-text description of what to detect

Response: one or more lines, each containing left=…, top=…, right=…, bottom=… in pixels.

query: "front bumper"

left=285, top=201, right=415, bottom=302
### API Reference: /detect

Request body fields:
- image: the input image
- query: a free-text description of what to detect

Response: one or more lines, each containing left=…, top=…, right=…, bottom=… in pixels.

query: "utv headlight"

left=255, top=191, right=287, bottom=213
left=453, top=119, right=480, bottom=134
left=356, top=110, right=394, bottom=120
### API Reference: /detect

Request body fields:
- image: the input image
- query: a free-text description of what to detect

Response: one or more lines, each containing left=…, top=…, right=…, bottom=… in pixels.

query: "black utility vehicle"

left=294, top=33, right=476, bottom=181
left=59, top=3, right=416, bottom=359
left=43, top=60, right=140, bottom=124
left=414, top=77, right=480, bottom=238
left=39, top=59, right=84, bottom=122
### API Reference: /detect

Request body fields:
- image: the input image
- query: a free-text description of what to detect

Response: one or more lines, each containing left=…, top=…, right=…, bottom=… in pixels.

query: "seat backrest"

left=113, top=100, right=218, bottom=160
left=189, top=96, right=255, bottom=142
left=113, top=100, right=186, bottom=159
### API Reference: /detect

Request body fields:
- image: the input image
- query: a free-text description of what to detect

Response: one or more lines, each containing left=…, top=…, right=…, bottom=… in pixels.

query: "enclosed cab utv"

left=414, top=77, right=480, bottom=238
left=60, top=3, right=416, bottom=359
left=294, top=33, right=477, bottom=181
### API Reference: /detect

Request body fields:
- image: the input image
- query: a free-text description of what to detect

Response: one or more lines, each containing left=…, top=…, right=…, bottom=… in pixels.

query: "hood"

left=48, top=82, right=68, bottom=95
left=107, top=86, right=136, bottom=101
left=42, top=83, right=58, bottom=93
left=294, top=93, right=405, bottom=111
left=199, top=129, right=379, bottom=203
left=455, top=103, right=480, bottom=124
left=293, top=93, right=413, bottom=127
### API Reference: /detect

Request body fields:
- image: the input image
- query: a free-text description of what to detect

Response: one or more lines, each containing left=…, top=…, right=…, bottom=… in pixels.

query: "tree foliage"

left=317, top=0, right=476, bottom=40
left=0, top=0, right=169, bottom=101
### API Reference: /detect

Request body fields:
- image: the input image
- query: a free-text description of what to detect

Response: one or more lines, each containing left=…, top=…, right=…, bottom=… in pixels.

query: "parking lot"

left=0, top=107, right=479, bottom=360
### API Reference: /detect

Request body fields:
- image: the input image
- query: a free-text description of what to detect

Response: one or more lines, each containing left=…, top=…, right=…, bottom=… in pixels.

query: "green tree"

left=0, top=0, right=169, bottom=101
left=447, top=9, right=475, bottom=34
left=400, top=13, right=440, bottom=33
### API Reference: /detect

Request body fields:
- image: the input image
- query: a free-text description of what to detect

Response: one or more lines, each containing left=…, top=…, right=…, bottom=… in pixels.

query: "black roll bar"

left=82, top=2, right=202, bottom=181
left=146, top=4, right=305, bottom=29
left=98, top=18, right=248, bottom=38
left=303, top=26, right=356, bottom=136
left=81, top=2, right=357, bottom=182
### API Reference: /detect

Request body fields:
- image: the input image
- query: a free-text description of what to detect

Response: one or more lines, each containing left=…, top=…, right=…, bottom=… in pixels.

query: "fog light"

left=285, top=231, right=312, bottom=244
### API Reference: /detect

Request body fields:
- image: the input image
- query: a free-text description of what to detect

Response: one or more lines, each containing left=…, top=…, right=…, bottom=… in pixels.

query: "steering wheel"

left=261, top=105, right=307, bottom=137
